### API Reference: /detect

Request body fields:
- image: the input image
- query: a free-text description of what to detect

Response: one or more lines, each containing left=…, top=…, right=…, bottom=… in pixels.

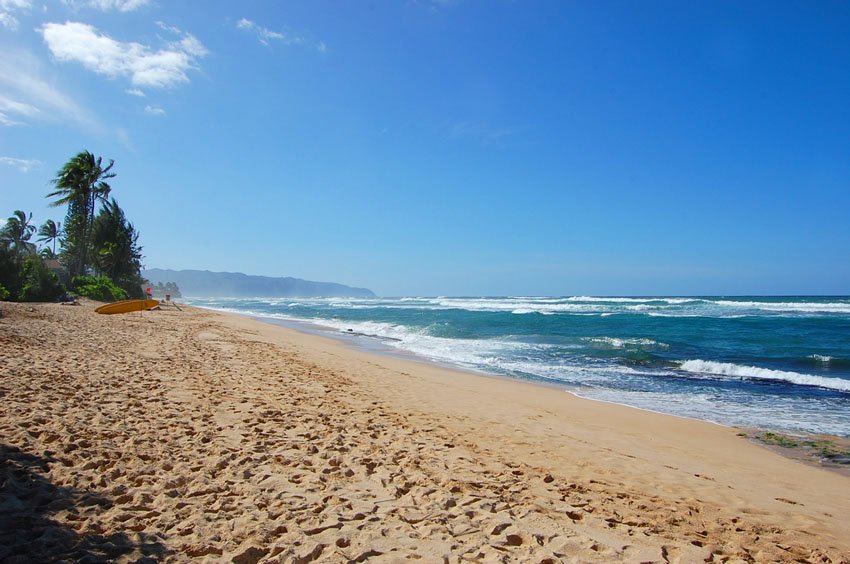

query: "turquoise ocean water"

left=188, top=296, right=850, bottom=437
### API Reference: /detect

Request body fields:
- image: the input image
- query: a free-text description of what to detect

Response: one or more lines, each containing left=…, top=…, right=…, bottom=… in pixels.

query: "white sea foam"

left=679, top=360, right=850, bottom=392
left=262, top=315, right=672, bottom=385
left=431, top=297, right=679, bottom=315
left=809, top=354, right=834, bottom=364
left=711, top=300, right=850, bottom=314
left=567, top=296, right=696, bottom=304
left=302, top=317, right=533, bottom=369
left=576, top=388, right=850, bottom=437
left=431, top=298, right=607, bottom=314
left=211, top=296, right=850, bottom=318
left=585, top=337, right=665, bottom=349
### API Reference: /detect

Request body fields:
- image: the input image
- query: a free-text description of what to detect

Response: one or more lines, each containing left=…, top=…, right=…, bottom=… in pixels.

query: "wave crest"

left=678, top=360, right=850, bottom=392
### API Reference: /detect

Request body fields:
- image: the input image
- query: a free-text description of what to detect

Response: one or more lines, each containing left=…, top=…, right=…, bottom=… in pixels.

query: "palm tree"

left=0, top=210, right=37, bottom=257
left=37, top=219, right=61, bottom=256
left=47, top=151, right=115, bottom=276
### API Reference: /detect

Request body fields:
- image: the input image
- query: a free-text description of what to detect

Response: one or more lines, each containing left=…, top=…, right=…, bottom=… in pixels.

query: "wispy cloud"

left=0, top=14, right=17, bottom=29
left=155, top=20, right=181, bottom=34
left=0, top=0, right=31, bottom=30
left=125, top=87, right=144, bottom=97
left=143, top=104, right=165, bottom=116
left=154, top=20, right=208, bottom=57
left=0, top=96, right=40, bottom=125
left=235, top=17, right=326, bottom=51
left=41, top=21, right=208, bottom=90
left=0, top=48, right=98, bottom=129
left=61, top=0, right=149, bottom=12
left=236, top=18, right=288, bottom=45
left=0, top=156, right=42, bottom=172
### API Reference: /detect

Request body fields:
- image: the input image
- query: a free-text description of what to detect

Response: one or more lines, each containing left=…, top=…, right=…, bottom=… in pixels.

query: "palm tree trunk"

left=80, top=192, right=96, bottom=275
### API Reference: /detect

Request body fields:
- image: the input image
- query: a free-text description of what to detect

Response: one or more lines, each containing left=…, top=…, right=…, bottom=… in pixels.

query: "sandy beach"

left=1, top=301, right=848, bottom=563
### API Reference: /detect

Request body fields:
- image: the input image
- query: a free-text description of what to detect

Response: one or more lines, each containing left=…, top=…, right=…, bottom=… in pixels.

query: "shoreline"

left=211, top=306, right=850, bottom=473
left=2, top=301, right=849, bottom=561
left=212, top=306, right=850, bottom=503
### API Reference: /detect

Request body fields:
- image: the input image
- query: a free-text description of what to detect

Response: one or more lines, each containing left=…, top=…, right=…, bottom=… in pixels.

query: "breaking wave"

left=678, top=360, right=850, bottom=392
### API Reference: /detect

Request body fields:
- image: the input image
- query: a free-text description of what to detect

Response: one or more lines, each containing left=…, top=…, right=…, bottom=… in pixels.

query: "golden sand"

left=1, top=301, right=848, bottom=562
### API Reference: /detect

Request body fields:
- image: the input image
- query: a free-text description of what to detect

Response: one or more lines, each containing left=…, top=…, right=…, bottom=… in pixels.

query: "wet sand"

left=1, top=301, right=848, bottom=562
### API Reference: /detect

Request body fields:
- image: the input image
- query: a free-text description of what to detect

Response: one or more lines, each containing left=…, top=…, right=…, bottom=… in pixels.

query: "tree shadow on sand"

left=0, top=444, right=167, bottom=563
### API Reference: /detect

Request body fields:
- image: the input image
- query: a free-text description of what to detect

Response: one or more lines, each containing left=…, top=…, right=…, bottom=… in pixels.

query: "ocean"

left=187, top=296, right=850, bottom=437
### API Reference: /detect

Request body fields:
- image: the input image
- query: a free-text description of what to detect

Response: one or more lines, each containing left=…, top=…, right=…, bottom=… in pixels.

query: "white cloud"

left=235, top=17, right=325, bottom=51
left=0, top=49, right=97, bottom=129
left=143, top=104, right=165, bottom=116
left=125, top=87, right=144, bottom=97
left=237, top=18, right=287, bottom=45
left=0, top=12, right=17, bottom=29
left=62, top=0, right=149, bottom=12
left=154, top=21, right=208, bottom=56
left=0, top=96, right=40, bottom=125
left=0, top=0, right=31, bottom=30
left=177, top=34, right=208, bottom=57
left=0, top=156, right=42, bottom=172
left=155, top=20, right=181, bottom=34
left=0, top=0, right=31, bottom=8
left=41, top=21, right=208, bottom=89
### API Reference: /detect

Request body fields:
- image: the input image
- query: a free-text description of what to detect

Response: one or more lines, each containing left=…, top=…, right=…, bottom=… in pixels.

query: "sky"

left=1, top=0, right=849, bottom=297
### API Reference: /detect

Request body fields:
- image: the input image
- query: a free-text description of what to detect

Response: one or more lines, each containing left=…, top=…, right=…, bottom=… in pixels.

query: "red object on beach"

left=146, top=287, right=151, bottom=293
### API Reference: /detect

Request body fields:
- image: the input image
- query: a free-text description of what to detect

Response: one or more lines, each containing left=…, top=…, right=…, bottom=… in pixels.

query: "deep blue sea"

left=187, top=296, right=850, bottom=437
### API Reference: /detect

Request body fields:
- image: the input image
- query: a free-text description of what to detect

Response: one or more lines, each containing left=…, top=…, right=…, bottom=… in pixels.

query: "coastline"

left=194, top=297, right=850, bottom=441
left=2, top=301, right=849, bottom=561
left=229, top=307, right=850, bottom=473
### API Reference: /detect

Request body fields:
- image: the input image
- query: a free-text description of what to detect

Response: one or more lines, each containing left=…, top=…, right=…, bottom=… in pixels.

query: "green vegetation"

left=48, top=151, right=115, bottom=278
left=90, top=199, right=145, bottom=298
left=19, top=255, right=66, bottom=302
left=2, top=210, right=37, bottom=258
left=750, top=431, right=850, bottom=465
left=71, top=275, right=128, bottom=302
left=758, top=431, right=800, bottom=448
left=800, top=439, right=850, bottom=458
left=1, top=211, right=65, bottom=302
left=37, top=219, right=61, bottom=258
left=1, top=150, right=147, bottom=303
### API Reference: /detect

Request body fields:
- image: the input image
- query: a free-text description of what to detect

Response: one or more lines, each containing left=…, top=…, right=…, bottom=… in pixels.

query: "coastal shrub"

left=72, top=275, right=128, bottom=302
left=0, top=244, right=22, bottom=298
left=116, top=274, right=147, bottom=300
left=18, top=255, right=66, bottom=302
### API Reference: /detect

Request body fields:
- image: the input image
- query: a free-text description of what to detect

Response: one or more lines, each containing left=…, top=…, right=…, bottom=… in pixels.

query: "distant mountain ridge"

left=142, top=268, right=376, bottom=298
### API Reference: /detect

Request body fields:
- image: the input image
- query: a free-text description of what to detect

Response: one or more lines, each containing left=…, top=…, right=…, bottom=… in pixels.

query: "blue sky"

left=1, top=1, right=848, bottom=296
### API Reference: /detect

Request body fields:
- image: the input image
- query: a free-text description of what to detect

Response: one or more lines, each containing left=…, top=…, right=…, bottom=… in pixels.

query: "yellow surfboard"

left=95, top=299, right=160, bottom=314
